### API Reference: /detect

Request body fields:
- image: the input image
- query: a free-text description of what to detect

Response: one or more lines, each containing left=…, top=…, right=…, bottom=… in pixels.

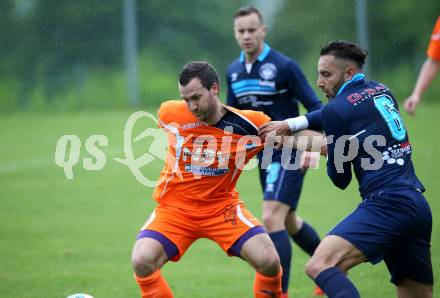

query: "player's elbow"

left=327, top=162, right=351, bottom=189
left=332, top=178, right=350, bottom=190
left=327, top=169, right=351, bottom=189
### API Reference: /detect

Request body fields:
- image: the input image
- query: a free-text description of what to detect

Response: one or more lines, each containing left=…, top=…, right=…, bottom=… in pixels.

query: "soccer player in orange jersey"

left=404, top=16, right=440, bottom=115
left=131, top=61, right=283, bottom=297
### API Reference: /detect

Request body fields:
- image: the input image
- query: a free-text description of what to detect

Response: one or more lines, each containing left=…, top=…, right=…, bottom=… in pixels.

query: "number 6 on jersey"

left=374, top=94, right=407, bottom=141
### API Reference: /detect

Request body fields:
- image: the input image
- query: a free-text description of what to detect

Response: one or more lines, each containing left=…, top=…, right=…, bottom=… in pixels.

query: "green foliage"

left=6, top=49, right=181, bottom=111
left=271, top=0, right=356, bottom=60
left=373, top=60, right=440, bottom=105
left=0, top=1, right=439, bottom=111
left=369, top=0, right=439, bottom=73
left=137, top=50, right=180, bottom=108
left=271, top=0, right=440, bottom=104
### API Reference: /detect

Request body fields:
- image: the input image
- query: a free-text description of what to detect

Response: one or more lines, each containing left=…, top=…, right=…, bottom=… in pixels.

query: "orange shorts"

left=137, top=202, right=265, bottom=261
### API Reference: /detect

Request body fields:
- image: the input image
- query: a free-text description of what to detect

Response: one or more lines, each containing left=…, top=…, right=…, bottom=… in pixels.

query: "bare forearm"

left=289, top=130, right=326, bottom=154
left=411, top=58, right=440, bottom=97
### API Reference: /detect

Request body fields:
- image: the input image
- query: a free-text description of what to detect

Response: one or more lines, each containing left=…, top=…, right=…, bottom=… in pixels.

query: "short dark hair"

left=234, top=6, right=264, bottom=24
left=178, top=61, right=219, bottom=90
left=320, top=40, right=368, bottom=69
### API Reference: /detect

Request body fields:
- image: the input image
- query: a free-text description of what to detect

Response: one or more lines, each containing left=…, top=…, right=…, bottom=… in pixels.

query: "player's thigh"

left=384, top=234, right=433, bottom=287
left=138, top=204, right=197, bottom=262
left=327, top=194, right=419, bottom=266
left=202, top=202, right=264, bottom=257
left=384, top=191, right=433, bottom=286
left=396, top=278, right=432, bottom=298
left=306, top=235, right=365, bottom=278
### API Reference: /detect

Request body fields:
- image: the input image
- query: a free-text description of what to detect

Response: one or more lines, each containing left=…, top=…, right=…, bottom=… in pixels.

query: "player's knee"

left=255, top=250, right=281, bottom=276
left=262, top=211, right=284, bottom=232
left=131, top=249, right=159, bottom=277
left=305, top=256, right=326, bottom=279
left=262, top=214, right=275, bottom=230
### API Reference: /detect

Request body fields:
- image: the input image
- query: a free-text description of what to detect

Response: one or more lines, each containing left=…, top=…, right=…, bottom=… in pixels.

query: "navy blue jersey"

left=226, top=44, right=322, bottom=120
left=214, top=108, right=258, bottom=135
left=308, top=74, right=424, bottom=197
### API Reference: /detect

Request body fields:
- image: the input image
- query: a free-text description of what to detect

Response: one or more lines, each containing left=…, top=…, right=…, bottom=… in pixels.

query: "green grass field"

left=1, top=102, right=439, bottom=298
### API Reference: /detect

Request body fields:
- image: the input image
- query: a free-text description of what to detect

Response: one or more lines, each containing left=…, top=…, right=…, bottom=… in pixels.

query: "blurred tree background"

left=0, top=0, right=438, bottom=112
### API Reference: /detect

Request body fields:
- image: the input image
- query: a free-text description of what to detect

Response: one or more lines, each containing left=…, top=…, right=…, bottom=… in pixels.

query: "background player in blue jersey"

left=226, top=6, right=324, bottom=297
left=259, top=40, right=433, bottom=298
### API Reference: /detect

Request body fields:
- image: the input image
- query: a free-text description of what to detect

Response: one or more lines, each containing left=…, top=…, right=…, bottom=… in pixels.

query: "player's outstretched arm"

left=258, top=111, right=320, bottom=139
left=258, top=120, right=291, bottom=140
left=404, top=57, right=440, bottom=115
left=259, top=115, right=311, bottom=139
left=259, top=122, right=326, bottom=154
left=289, top=130, right=327, bottom=155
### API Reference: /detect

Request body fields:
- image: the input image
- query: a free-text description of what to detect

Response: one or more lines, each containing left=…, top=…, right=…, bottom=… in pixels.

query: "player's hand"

left=258, top=121, right=290, bottom=140
left=404, top=94, right=420, bottom=115
left=320, top=144, right=328, bottom=157
left=300, top=151, right=320, bottom=171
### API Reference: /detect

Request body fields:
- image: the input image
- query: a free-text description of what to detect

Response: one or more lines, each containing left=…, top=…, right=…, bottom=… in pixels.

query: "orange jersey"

left=152, top=100, right=270, bottom=212
left=427, top=16, right=440, bottom=61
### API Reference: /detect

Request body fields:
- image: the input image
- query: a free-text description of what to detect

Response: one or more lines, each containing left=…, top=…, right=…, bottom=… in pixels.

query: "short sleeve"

left=427, top=17, right=440, bottom=61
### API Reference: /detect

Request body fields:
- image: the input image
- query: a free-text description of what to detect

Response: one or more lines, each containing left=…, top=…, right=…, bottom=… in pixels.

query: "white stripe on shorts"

left=236, top=205, right=255, bottom=228
left=141, top=209, right=156, bottom=230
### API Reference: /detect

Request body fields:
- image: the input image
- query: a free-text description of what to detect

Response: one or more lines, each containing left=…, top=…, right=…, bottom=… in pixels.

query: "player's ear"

left=345, top=66, right=357, bottom=81
left=210, top=82, right=219, bottom=96
left=261, top=25, right=268, bottom=37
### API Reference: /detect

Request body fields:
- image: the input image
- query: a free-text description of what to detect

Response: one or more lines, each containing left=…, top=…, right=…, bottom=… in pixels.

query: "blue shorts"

left=329, top=188, right=433, bottom=285
left=258, top=149, right=305, bottom=210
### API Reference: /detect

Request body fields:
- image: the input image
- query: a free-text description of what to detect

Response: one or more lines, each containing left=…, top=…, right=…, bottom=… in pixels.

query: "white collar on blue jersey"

left=239, top=43, right=271, bottom=63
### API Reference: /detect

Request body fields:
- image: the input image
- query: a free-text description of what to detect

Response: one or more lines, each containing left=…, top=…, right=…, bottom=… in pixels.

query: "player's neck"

left=245, top=53, right=257, bottom=64
left=206, top=104, right=226, bottom=125
left=245, top=45, right=264, bottom=64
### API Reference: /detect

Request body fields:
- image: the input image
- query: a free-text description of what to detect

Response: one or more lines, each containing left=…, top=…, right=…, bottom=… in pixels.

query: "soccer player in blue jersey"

left=226, top=6, right=324, bottom=297
left=259, top=40, right=433, bottom=298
